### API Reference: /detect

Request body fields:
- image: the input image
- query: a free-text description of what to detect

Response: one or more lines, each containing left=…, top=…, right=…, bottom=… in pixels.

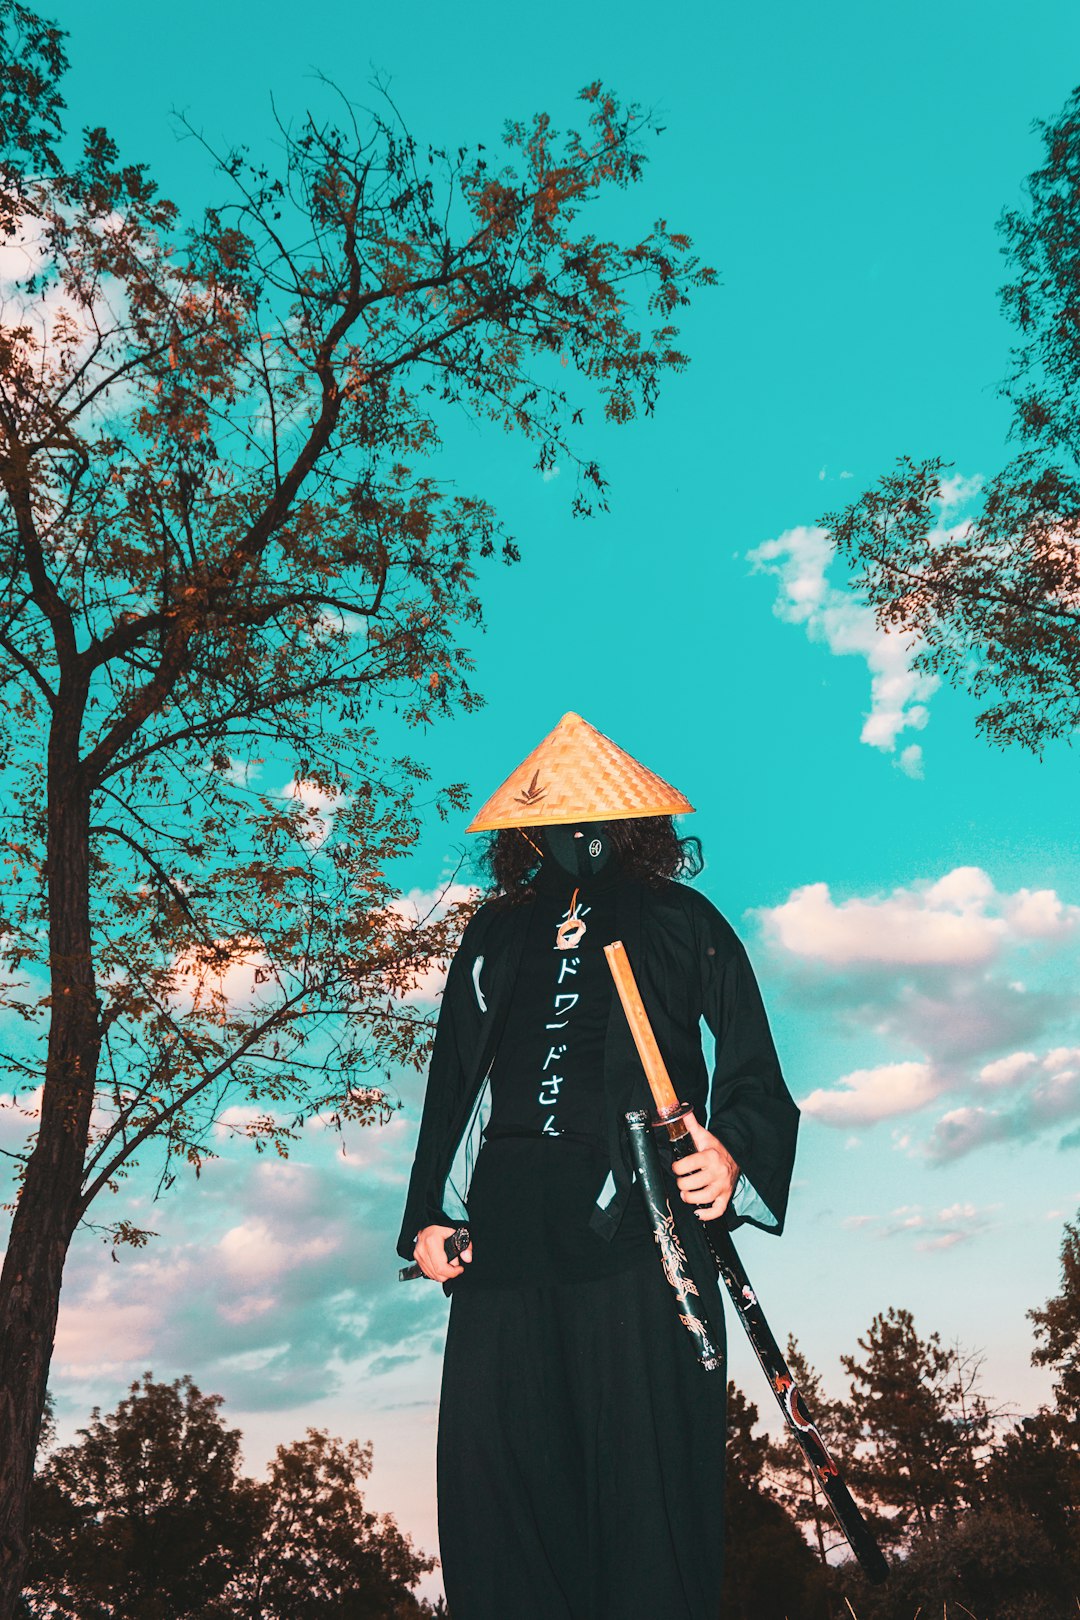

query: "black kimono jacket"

left=396, top=874, right=799, bottom=1263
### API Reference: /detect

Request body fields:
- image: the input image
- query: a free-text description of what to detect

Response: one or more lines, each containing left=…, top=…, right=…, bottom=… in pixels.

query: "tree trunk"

left=0, top=711, right=98, bottom=1619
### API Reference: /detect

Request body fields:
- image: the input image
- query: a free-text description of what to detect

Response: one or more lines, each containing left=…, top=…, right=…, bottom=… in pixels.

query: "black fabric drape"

left=401, top=868, right=800, bottom=1619
left=397, top=874, right=799, bottom=1261
left=437, top=1254, right=728, bottom=1620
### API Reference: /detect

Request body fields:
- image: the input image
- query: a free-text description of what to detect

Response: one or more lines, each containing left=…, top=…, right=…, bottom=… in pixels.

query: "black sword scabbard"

left=659, top=1117, right=889, bottom=1586
left=624, top=1110, right=724, bottom=1373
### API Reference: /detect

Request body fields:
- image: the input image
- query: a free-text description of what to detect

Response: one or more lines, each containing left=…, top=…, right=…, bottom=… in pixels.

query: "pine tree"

left=1029, top=1212, right=1080, bottom=1440
left=840, top=1308, right=991, bottom=1544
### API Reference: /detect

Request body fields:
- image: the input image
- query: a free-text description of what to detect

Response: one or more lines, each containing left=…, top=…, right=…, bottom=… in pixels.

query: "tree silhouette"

left=1030, top=1210, right=1080, bottom=1440
left=28, top=1374, right=263, bottom=1617
left=821, top=84, right=1080, bottom=755
left=0, top=2, right=715, bottom=1601
left=26, top=1374, right=440, bottom=1618
left=840, top=1308, right=991, bottom=1544
left=975, top=1209, right=1080, bottom=1568
left=239, top=1428, right=436, bottom=1619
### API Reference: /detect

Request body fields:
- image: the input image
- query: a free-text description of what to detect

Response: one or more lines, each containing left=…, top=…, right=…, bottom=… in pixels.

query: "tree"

left=238, top=1428, right=436, bottom=1619
left=719, top=1381, right=830, bottom=1620
left=759, top=1335, right=862, bottom=1601
left=839, top=1308, right=991, bottom=1545
left=25, top=1373, right=439, bottom=1618
left=0, top=3, right=715, bottom=1605
left=837, top=1505, right=1069, bottom=1620
left=821, top=86, right=1080, bottom=755
left=976, top=1208, right=1080, bottom=1561
left=1029, top=1209, right=1080, bottom=1438
left=981, top=1409, right=1079, bottom=1566
left=27, top=1374, right=255, bottom=1618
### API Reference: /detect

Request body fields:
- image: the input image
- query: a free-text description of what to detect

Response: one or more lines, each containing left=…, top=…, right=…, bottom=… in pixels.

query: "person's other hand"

left=414, top=1224, right=473, bottom=1281
left=671, top=1112, right=739, bottom=1222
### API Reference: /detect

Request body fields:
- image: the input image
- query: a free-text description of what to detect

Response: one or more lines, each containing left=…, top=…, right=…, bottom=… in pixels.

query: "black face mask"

left=543, top=824, right=611, bottom=880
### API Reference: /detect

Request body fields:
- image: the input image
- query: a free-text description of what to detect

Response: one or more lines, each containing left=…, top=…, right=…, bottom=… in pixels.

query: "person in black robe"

left=397, top=713, right=799, bottom=1620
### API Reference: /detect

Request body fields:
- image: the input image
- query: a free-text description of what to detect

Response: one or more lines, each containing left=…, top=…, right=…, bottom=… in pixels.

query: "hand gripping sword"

left=604, top=939, right=888, bottom=1587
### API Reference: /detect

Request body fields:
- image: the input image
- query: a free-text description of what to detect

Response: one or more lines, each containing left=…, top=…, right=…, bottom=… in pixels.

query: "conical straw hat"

left=466, top=712, right=695, bottom=832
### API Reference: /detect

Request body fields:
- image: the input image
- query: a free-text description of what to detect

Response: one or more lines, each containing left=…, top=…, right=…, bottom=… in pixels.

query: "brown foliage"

left=822, top=86, right=1080, bottom=755
left=0, top=2, right=714, bottom=1603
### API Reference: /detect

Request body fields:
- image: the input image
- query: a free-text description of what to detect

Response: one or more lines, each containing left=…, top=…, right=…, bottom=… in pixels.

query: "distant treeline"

left=21, top=1211, right=1079, bottom=1619
left=723, top=1209, right=1080, bottom=1620
left=21, top=1378, right=447, bottom=1619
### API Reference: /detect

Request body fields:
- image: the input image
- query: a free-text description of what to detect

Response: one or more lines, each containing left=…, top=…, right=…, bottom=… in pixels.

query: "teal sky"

left=12, top=0, right=1080, bottom=1588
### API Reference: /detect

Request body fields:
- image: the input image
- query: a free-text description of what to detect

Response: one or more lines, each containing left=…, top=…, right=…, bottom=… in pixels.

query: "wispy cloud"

left=52, top=1102, right=445, bottom=1415
left=756, top=867, right=1080, bottom=1155
left=843, top=1199, right=998, bottom=1251
left=747, top=477, right=982, bottom=770
left=926, top=1046, right=1080, bottom=1162
left=747, top=524, right=938, bottom=761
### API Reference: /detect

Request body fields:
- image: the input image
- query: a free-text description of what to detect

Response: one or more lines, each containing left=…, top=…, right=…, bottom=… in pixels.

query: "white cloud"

left=1004, top=888, right=1080, bottom=941
left=217, top=1216, right=338, bottom=1285
left=748, top=478, right=981, bottom=767
left=978, top=1051, right=1038, bottom=1089
left=936, top=473, right=984, bottom=515
left=762, top=867, right=1080, bottom=1150
left=925, top=1104, right=1009, bottom=1160
left=0, top=1084, right=43, bottom=1148
left=169, top=936, right=279, bottom=1016
left=203, top=754, right=261, bottom=788
left=758, top=867, right=1020, bottom=969
left=896, top=744, right=924, bottom=779
left=748, top=524, right=939, bottom=759
left=53, top=1274, right=159, bottom=1377
left=48, top=1120, right=449, bottom=1415
left=918, top=1048, right=1080, bottom=1161
left=801, top=1060, right=941, bottom=1125
left=758, top=867, right=1079, bottom=972
left=0, top=213, right=131, bottom=382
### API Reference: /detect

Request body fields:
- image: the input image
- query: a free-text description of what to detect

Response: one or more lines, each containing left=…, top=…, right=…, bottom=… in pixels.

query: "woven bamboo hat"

left=466, top=711, right=694, bottom=832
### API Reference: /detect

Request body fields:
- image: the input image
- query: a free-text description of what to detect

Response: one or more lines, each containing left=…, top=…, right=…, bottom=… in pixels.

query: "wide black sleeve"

left=699, top=902, right=799, bottom=1236
left=395, top=912, right=488, bottom=1260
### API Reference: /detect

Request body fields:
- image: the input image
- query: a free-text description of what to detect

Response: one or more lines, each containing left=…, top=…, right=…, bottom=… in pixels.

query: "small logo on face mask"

left=589, top=839, right=602, bottom=858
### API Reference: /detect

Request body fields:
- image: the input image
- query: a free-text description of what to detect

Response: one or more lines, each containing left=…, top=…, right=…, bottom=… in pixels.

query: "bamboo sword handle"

left=603, top=940, right=683, bottom=1119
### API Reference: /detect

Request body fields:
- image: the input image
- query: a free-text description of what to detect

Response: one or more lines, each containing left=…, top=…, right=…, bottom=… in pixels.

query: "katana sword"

left=624, top=1108, right=724, bottom=1372
left=604, top=939, right=888, bottom=1587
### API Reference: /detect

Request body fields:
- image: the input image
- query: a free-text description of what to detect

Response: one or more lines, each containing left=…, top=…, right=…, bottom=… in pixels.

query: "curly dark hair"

left=476, top=816, right=703, bottom=901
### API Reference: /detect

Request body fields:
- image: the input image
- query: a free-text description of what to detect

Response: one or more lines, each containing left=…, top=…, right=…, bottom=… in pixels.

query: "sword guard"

left=651, top=1100, right=692, bottom=1130
left=652, top=1102, right=696, bottom=1161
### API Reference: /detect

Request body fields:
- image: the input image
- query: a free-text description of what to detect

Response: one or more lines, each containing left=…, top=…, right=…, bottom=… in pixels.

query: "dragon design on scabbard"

left=773, top=1373, right=840, bottom=1479
left=624, top=1111, right=723, bottom=1374
left=654, top=1207, right=700, bottom=1301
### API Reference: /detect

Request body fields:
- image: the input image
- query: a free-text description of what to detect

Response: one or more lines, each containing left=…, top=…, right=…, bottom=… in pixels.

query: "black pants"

left=437, top=1256, right=727, bottom=1620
